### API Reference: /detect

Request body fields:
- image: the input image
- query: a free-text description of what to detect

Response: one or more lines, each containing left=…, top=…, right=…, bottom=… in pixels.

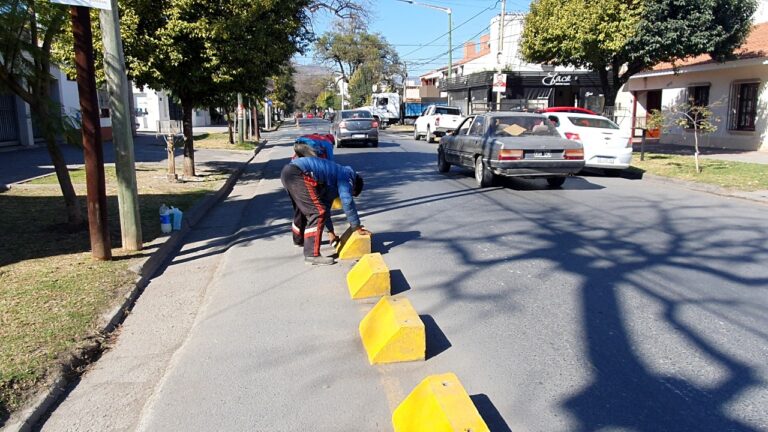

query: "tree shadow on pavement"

left=420, top=186, right=768, bottom=430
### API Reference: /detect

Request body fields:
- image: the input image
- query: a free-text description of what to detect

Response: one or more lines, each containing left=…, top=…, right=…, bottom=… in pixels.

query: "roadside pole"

left=71, top=5, right=111, bottom=260
left=496, top=0, right=506, bottom=111
left=253, top=103, right=261, bottom=141
left=100, top=0, right=142, bottom=251
left=237, top=93, right=244, bottom=144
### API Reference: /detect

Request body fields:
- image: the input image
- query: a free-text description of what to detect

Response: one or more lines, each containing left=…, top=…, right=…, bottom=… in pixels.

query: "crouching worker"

left=280, top=156, right=367, bottom=265
left=292, top=135, right=339, bottom=245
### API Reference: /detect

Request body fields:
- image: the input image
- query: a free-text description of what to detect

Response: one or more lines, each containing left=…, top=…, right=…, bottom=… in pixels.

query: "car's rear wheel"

left=370, top=140, right=379, bottom=147
left=437, top=148, right=450, bottom=173
left=547, top=177, right=566, bottom=188
left=427, top=126, right=435, bottom=143
left=474, top=156, right=494, bottom=187
left=413, top=128, right=420, bottom=141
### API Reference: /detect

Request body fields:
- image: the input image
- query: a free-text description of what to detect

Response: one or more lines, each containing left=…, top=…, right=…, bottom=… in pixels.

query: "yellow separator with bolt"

left=392, top=373, right=490, bottom=432
left=347, top=253, right=390, bottom=299
left=359, top=296, right=424, bottom=364
left=336, top=226, right=372, bottom=260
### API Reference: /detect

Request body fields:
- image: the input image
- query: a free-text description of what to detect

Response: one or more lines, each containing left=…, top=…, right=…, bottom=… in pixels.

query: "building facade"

left=420, top=12, right=598, bottom=116
left=616, top=21, right=768, bottom=151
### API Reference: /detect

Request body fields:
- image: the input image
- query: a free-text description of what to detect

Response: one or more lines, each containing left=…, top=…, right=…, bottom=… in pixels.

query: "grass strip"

left=193, top=132, right=259, bottom=151
left=630, top=152, right=768, bottom=191
left=0, top=163, right=227, bottom=420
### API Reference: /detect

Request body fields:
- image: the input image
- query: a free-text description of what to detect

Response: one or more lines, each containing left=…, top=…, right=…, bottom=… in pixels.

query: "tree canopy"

left=116, top=0, right=312, bottom=175
left=313, top=18, right=403, bottom=101
left=521, top=0, right=758, bottom=106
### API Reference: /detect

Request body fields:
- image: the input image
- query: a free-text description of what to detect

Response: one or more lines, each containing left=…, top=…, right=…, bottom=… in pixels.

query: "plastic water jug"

left=171, top=207, right=183, bottom=231
left=159, top=204, right=172, bottom=233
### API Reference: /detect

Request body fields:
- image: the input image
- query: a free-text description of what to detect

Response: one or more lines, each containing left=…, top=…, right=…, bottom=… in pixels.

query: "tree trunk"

left=35, top=101, right=83, bottom=227
left=226, top=109, right=234, bottom=144
left=597, top=67, right=615, bottom=114
left=181, top=99, right=195, bottom=177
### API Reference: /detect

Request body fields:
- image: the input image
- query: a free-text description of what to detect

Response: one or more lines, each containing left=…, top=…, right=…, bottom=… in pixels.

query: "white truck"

left=362, top=92, right=400, bottom=128
left=413, top=105, right=465, bottom=143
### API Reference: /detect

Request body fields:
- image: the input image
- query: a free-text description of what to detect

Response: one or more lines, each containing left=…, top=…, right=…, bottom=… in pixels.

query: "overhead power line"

left=399, top=0, right=500, bottom=59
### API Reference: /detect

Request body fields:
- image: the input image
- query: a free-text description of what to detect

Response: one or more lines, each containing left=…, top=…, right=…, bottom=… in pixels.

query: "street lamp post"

left=397, top=0, right=452, bottom=79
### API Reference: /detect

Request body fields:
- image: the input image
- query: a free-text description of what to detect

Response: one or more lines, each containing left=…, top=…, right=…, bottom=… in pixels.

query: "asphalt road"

left=40, top=119, right=768, bottom=431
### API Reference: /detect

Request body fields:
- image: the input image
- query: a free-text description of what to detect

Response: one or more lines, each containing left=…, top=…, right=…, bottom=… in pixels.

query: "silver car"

left=330, top=109, right=379, bottom=148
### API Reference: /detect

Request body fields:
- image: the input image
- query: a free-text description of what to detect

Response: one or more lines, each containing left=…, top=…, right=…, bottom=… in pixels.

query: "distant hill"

left=294, top=63, right=334, bottom=77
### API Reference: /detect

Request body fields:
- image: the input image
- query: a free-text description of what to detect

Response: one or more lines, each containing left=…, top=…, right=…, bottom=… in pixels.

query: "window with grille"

left=685, top=85, right=710, bottom=129
left=729, top=81, right=760, bottom=131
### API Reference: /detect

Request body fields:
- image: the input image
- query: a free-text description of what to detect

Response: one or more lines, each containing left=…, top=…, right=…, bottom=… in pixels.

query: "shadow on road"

left=420, top=315, right=451, bottom=360
left=140, top=134, right=768, bottom=430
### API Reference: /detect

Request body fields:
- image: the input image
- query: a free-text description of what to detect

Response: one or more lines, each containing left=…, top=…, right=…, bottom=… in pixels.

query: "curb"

left=639, top=172, right=768, bottom=206
left=1, top=139, right=268, bottom=432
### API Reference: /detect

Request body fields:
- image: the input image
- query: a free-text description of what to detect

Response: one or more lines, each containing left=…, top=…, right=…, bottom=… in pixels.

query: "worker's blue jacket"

left=290, top=157, right=360, bottom=228
left=295, top=136, right=334, bottom=160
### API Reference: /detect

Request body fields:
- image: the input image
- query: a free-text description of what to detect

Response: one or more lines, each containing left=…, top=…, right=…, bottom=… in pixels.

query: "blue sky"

left=295, top=0, right=533, bottom=77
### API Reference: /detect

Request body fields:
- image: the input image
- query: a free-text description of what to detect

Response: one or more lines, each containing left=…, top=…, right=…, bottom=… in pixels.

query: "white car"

left=545, top=113, right=632, bottom=171
left=414, top=105, right=465, bottom=143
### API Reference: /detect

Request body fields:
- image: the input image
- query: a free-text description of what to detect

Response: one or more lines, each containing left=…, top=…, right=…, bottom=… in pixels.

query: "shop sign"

left=50, top=0, right=111, bottom=9
left=542, top=72, right=577, bottom=87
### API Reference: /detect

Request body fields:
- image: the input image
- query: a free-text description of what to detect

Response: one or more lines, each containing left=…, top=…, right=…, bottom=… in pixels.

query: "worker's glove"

left=356, top=226, right=371, bottom=236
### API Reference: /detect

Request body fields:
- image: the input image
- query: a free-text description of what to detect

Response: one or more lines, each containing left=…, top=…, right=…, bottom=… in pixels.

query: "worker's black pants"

left=281, top=164, right=327, bottom=257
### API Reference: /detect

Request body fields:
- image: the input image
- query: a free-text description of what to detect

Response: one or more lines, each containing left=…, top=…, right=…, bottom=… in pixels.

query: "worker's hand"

left=356, top=226, right=371, bottom=236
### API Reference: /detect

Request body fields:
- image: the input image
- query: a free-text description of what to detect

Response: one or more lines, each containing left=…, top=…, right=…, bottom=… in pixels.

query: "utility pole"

left=447, top=10, right=452, bottom=79
left=71, top=6, right=111, bottom=260
left=237, top=93, right=244, bottom=144
left=100, top=0, right=142, bottom=251
left=496, top=0, right=506, bottom=112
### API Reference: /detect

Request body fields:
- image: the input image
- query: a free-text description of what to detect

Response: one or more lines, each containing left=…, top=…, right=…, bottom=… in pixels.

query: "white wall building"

left=615, top=17, right=768, bottom=151
left=0, top=65, right=84, bottom=148
left=133, top=85, right=211, bottom=132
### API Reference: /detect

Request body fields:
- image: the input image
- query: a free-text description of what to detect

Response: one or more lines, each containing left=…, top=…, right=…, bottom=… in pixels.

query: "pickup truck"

left=413, top=105, right=464, bottom=143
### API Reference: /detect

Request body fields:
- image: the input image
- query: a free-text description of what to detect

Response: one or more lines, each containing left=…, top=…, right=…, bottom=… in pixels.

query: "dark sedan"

left=437, top=112, right=584, bottom=188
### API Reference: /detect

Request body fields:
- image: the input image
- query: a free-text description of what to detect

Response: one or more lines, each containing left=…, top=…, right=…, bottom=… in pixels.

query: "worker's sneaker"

left=304, top=255, right=335, bottom=266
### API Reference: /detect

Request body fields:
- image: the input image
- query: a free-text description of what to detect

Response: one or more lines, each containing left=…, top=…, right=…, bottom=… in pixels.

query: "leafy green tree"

left=315, top=89, right=338, bottom=110
left=521, top=0, right=758, bottom=107
left=116, top=0, right=311, bottom=176
left=0, top=0, right=82, bottom=226
left=271, top=64, right=298, bottom=114
left=314, top=19, right=403, bottom=92
left=347, top=63, right=375, bottom=107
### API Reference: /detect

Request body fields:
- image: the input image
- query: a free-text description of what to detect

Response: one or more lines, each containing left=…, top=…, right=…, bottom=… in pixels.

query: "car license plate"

left=352, top=134, right=366, bottom=138
left=534, top=151, right=551, bottom=158
left=596, top=157, right=615, bottom=164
